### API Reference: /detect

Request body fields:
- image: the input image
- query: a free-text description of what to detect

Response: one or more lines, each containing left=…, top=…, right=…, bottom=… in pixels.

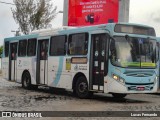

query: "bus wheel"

left=31, top=85, right=38, bottom=90
left=22, top=72, right=31, bottom=90
left=112, top=93, right=127, bottom=98
left=75, top=76, right=90, bottom=99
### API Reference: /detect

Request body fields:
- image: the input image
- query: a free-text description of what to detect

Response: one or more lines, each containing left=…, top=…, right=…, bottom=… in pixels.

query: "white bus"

left=2, top=23, right=159, bottom=98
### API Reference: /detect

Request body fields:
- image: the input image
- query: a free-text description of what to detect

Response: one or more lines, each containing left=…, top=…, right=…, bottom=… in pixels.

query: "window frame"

left=49, top=35, right=67, bottom=56
left=27, top=38, right=37, bottom=56
left=18, top=39, right=27, bottom=57
left=4, top=41, right=9, bottom=57
left=68, top=32, right=89, bottom=56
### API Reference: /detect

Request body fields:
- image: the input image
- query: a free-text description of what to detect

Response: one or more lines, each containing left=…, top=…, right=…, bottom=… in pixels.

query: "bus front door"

left=90, top=33, right=109, bottom=91
left=36, top=40, right=49, bottom=85
left=9, top=42, right=18, bottom=81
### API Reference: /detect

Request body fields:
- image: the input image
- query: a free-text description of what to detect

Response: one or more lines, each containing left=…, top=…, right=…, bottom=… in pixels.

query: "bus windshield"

left=110, top=36, right=157, bottom=68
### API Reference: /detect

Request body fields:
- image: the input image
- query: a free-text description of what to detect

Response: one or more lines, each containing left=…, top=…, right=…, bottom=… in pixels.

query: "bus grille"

left=128, top=86, right=153, bottom=91
left=126, top=82, right=154, bottom=85
left=124, top=70, right=154, bottom=77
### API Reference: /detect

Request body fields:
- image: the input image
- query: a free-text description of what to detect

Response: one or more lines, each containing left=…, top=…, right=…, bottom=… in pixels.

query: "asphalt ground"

left=1, top=76, right=160, bottom=120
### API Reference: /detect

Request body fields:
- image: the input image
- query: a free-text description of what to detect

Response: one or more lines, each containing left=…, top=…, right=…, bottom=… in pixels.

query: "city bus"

left=2, top=23, right=159, bottom=98
left=156, top=37, right=160, bottom=88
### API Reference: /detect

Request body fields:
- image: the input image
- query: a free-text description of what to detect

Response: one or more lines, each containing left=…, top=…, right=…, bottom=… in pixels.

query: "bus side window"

left=27, top=38, right=37, bottom=56
left=40, top=41, right=47, bottom=60
left=50, top=35, right=66, bottom=56
left=11, top=44, right=17, bottom=60
left=4, top=41, right=9, bottom=57
left=156, top=42, right=159, bottom=61
left=69, top=42, right=74, bottom=55
left=68, top=33, right=88, bottom=55
left=18, top=40, right=27, bottom=57
left=110, top=39, right=117, bottom=61
left=84, top=40, right=88, bottom=54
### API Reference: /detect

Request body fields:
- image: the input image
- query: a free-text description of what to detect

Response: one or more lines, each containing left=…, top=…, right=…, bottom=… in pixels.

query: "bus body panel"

left=11, top=60, right=17, bottom=80
left=2, top=57, right=9, bottom=80
left=47, top=56, right=89, bottom=90
left=48, top=56, right=72, bottom=88
left=39, top=60, right=48, bottom=84
left=16, top=57, right=37, bottom=84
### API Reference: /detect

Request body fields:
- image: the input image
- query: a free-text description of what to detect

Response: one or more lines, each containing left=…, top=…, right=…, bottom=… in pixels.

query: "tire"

left=31, top=85, right=38, bottom=90
left=112, top=93, right=127, bottom=98
left=22, top=72, right=32, bottom=90
left=75, top=76, right=91, bottom=99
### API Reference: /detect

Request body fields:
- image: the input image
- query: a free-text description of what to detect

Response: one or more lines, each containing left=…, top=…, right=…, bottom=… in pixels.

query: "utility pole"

left=118, top=0, right=130, bottom=22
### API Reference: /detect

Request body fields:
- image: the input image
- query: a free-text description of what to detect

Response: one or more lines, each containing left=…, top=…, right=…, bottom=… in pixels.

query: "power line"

left=0, top=1, right=15, bottom=5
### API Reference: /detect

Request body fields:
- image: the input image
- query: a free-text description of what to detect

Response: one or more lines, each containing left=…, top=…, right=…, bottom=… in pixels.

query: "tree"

left=0, top=46, right=3, bottom=57
left=12, top=0, right=57, bottom=34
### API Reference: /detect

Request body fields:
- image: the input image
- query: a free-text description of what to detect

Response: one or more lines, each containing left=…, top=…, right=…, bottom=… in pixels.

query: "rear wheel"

left=75, top=76, right=92, bottom=99
left=112, top=93, right=127, bottom=98
left=22, top=72, right=32, bottom=89
left=31, top=85, right=38, bottom=90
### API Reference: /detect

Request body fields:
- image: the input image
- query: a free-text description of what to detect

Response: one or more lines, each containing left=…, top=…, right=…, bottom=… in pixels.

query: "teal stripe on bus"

left=53, top=57, right=64, bottom=86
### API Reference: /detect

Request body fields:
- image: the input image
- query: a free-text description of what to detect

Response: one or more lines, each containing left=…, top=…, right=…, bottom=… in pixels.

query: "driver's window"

left=156, top=42, right=159, bottom=62
left=110, top=38, right=117, bottom=62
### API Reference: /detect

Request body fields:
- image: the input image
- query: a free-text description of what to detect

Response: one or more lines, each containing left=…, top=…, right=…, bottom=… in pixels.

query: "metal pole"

left=63, top=0, right=69, bottom=26
left=118, top=0, right=130, bottom=22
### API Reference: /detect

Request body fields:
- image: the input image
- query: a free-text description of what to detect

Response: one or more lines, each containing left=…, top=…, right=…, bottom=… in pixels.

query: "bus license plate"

left=136, top=87, right=145, bottom=91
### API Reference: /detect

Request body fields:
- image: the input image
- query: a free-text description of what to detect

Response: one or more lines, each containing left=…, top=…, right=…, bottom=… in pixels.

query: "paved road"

left=0, top=77, right=160, bottom=120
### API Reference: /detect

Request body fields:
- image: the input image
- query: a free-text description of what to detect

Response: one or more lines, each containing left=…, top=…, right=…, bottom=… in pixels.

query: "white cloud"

left=51, top=0, right=64, bottom=28
left=0, top=0, right=18, bottom=45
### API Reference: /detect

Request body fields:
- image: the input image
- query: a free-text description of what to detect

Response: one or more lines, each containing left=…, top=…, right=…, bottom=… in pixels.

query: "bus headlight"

left=112, top=74, right=120, bottom=81
left=112, top=74, right=125, bottom=84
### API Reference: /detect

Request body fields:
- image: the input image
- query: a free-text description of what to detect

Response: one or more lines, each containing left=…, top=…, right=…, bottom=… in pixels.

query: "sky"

left=0, top=0, right=160, bottom=46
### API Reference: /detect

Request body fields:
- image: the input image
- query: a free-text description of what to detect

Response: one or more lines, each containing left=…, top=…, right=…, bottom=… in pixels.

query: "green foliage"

left=12, top=0, right=57, bottom=34
left=0, top=46, right=3, bottom=57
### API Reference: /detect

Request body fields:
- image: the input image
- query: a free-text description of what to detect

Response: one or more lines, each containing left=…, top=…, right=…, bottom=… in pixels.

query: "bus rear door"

left=36, top=39, right=49, bottom=85
left=9, top=42, right=18, bottom=81
left=90, top=33, right=109, bottom=91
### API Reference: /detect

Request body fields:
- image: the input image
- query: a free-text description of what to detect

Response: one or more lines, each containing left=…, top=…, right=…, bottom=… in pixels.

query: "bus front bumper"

left=104, top=76, right=158, bottom=94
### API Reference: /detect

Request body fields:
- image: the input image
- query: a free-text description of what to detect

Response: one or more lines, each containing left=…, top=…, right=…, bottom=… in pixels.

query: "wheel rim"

left=78, top=82, right=87, bottom=93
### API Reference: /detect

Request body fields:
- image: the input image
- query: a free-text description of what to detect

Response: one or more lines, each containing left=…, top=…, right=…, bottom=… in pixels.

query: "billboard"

left=68, top=0, right=119, bottom=26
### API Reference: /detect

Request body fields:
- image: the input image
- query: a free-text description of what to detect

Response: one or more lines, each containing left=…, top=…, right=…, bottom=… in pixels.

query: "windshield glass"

left=110, top=36, right=157, bottom=68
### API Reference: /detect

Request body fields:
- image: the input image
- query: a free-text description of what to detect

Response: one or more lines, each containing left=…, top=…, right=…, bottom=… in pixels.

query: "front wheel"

left=112, top=93, right=127, bottom=98
left=75, top=76, right=91, bottom=99
left=22, top=72, right=32, bottom=89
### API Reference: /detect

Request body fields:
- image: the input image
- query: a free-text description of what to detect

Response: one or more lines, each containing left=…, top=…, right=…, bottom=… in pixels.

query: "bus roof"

left=4, top=34, right=38, bottom=42
left=31, top=22, right=155, bottom=36
left=4, top=23, right=155, bottom=41
left=157, top=37, right=160, bottom=42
